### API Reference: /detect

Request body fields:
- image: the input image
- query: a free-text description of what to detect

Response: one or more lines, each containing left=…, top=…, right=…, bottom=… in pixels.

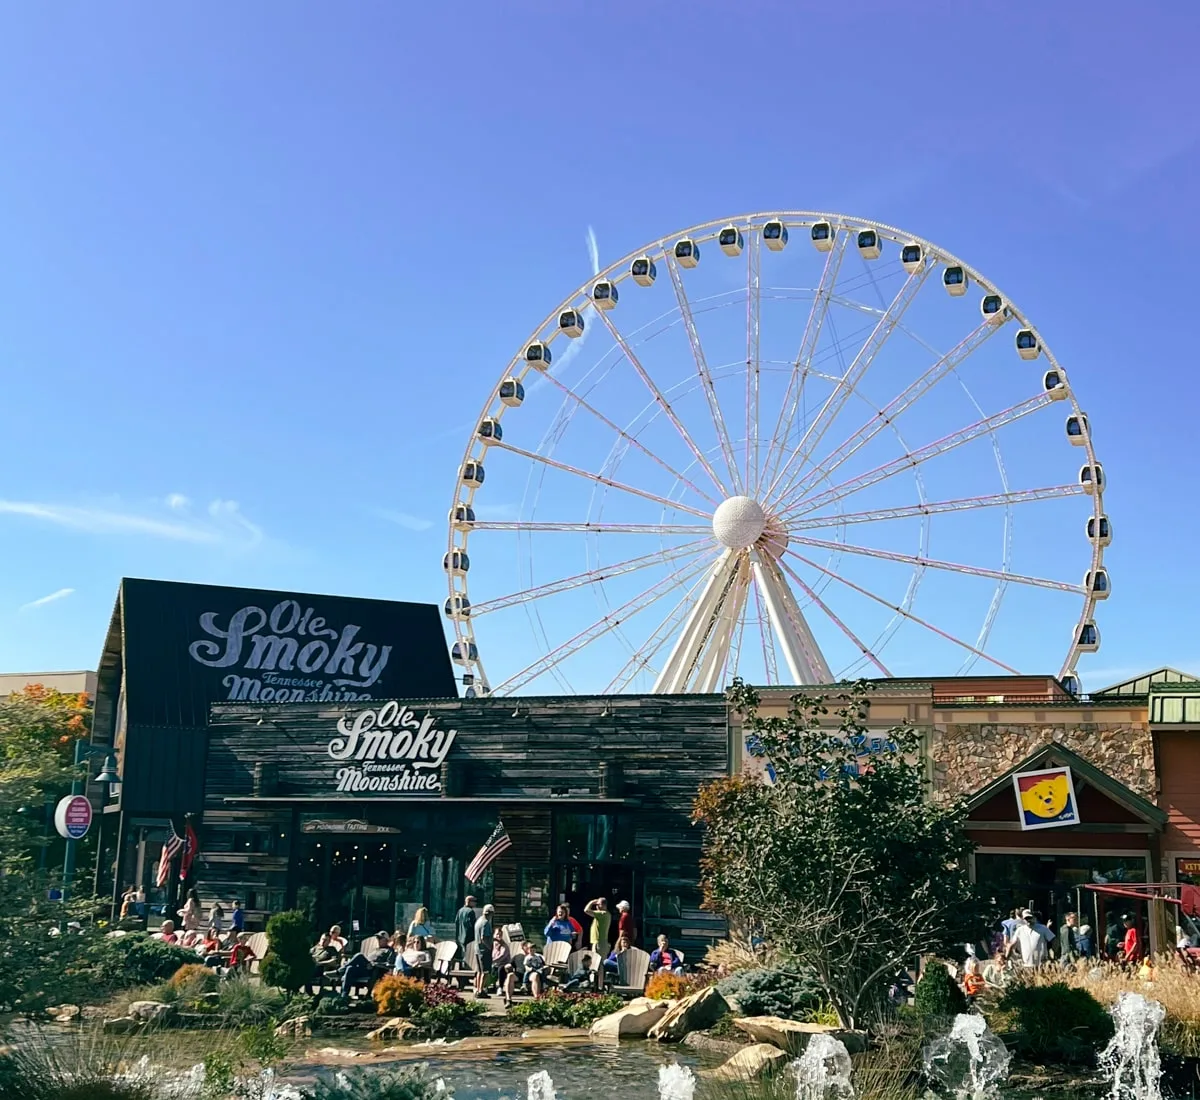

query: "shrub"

left=716, top=967, right=824, bottom=1020
left=406, top=983, right=486, bottom=1039
left=301, top=1064, right=451, bottom=1100
left=645, top=971, right=711, bottom=1001
left=215, top=975, right=288, bottom=1023
left=913, top=963, right=966, bottom=1021
left=259, top=909, right=315, bottom=993
left=169, top=963, right=219, bottom=996
left=0, top=1038, right=155, bottom=1100
left=507, top=990, right=624, bottom=1029
left=373, top=974, right=425, bottom=1018
left=90, top=935, right=199, bottom=989
left=997, top=981, right=1114, bottom=1064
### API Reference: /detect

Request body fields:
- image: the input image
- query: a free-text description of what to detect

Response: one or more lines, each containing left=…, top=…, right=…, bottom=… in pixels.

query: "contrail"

left=529, top=226, right=600, bottom=392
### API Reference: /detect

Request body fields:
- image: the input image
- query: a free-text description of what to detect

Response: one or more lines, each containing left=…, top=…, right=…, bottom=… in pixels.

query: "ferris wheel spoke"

left=783, top=547, right=1020, bottom=675
left=790, top=534, right=1085, bottom=594
left=605, top=568, right=714, bottom=693
left=589, top=308, right=727, bottom=501
left=764, top=259, right=934, bottom=504
left=746, top=230, right=762, bottom=492
left=751, top=578, right=779, bottom=686
left=774, top=555, right=891, bottom=676
left=772, top=318, right=1001, bottom=508
left=790, top=485, right=1085, bottom=532
left=663, top=249, right=744, bottom=494
left=472, top=521, right=712, bottom=535
left=778, top=393, right=1053, bottom=520
left=489, top=439, right=712, bottom=520
left=469, top=539, right=713, bottom=616
left=758, top=234, right=848, bottom=496
left=491, top=555, right=713, bottom=695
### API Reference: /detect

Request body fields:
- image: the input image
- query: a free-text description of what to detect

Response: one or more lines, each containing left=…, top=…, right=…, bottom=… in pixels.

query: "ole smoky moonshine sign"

left=114, top=579, right=456, bottom=729
left=326, top=702, right=457, bottom=794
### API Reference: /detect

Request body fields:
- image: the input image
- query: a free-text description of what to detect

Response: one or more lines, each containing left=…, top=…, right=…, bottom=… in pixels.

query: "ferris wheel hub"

left=712, top=495, right=768, bottom=549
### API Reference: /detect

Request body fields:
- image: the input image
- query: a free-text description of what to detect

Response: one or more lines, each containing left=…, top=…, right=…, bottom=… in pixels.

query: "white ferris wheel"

left=444, top=212, right=1109, bottom=698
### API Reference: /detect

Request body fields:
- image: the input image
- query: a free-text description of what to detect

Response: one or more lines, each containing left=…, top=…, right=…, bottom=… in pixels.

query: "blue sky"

left=1, top=3, right=1197, bottom=693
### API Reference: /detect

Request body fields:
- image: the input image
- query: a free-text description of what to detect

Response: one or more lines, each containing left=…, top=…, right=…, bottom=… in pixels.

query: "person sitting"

left=199, top=927, right=224, bottom=967
left=337, top=948, right=375, bottom=999
left=312, top=933, right=340, bottom=971
left=407, top=906, right=437, bottom=942
left=327, top=924, right=348, bottom=957
left=179, top=929, right=201, bottom=949
left=503, top=940, right=544, bottom=1008
left=649, top=934, right=684, bottom=974
left=368, top=931, right=396, bottom=975
left=982, top=950, right=1012, bottom=988
left=228, top=932, right=257, bottom=973
left=604, top=934, right=632, bottom=977
left=394, top=935, right=432, bottom=977
left=153, top=919, right=179, bottom=945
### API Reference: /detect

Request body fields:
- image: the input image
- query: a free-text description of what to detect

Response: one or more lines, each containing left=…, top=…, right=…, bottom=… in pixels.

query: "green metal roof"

left=1091, top=667, right=1200, bottom=699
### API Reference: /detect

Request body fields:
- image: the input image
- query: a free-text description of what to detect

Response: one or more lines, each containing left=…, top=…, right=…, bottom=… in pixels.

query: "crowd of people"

left=136, top=887, right=258, bottom=976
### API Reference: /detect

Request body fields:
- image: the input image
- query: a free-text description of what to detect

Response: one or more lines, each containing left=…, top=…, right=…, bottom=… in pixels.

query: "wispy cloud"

left=19, top=587, right=75, bottom=612
left=0, top=497, right=264, bottom=549
left=529, top=226, right=601, bottom=393
left=374, top=509, right=434, bottom=532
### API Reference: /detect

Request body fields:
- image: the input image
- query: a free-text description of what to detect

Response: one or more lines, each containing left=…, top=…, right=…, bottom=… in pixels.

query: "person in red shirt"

left=228, top=932, right=257, bottom=972
left=153, top=919, right=179, bottom=945
left=616, top=901, right=636, bottom=945
left=1120, top=915, right=1142, bottom=965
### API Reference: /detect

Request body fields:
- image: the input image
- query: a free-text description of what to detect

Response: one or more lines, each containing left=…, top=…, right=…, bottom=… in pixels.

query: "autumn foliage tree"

left=694, top=679, right=987, bottom=1030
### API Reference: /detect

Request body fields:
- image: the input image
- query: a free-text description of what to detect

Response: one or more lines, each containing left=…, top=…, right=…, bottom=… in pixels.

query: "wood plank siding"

left=197, top=694, right=732, bottom=953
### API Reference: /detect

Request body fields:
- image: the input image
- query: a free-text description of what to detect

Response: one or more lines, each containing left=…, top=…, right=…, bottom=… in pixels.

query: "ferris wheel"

left=443, top=212, right=1109, bottom=698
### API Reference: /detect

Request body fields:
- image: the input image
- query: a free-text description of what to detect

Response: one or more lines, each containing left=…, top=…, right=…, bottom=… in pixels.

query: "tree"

left=693, top=679, right=988, bottom=1030
left=259, top=909, right=316, bottom=992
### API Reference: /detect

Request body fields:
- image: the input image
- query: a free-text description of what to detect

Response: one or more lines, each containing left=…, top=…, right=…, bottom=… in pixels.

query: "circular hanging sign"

left=54, top=795, right=93, bottom=840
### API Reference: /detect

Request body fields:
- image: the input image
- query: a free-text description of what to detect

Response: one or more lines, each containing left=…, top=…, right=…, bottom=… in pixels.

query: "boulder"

left=590, top=997, right=670, bottom=1040
left=128, top=1001, right=175, bottom=1026
left=707, top=1043, right=789, bottom=1081
left=276, top=1016, right=313, bottom=1038
left=649, top=986, right=729, bottom=1043
left=49, top=1004, right=81, bottom=1021
left=103, top=1017, right=141, bottom=1035
left=733, top=1015, right=867, bottom=1055
left=366, top=1018, right=415, bottom=1042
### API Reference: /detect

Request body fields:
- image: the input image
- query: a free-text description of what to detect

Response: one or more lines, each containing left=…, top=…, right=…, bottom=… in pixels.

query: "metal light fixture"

left=94, top=755, right=119, bottom=786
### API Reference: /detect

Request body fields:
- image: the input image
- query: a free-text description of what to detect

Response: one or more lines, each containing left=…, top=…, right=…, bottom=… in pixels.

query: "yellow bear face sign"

left=1013, top=767, right=1078, bottom=830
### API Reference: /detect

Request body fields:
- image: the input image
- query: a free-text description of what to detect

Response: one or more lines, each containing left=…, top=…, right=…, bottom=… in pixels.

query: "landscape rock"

left=366, top=1018, right=415, bottom=1042
left=103, top=1017, right=141, bottom=1034
left=733, top=1015, right=867, bottom=1055
left=49, top=1004, right=81, bottom=1021
left=590, top=997, right=670, bottom=1040
left=683, top=1031, right=745, bottom=1058
left=707, top=1043, right=789, bottom=1081
left=648, top=986, right=729, bottom=1043
left=276, top=1016, right=313, bottom=1038
left=128, top=1000, right=175, bottom=1025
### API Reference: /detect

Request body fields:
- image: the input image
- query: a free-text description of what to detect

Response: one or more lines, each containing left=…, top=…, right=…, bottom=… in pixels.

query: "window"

left=554, top=814, right=634, bottom=862
left=519, top=867, right=551, bottom=924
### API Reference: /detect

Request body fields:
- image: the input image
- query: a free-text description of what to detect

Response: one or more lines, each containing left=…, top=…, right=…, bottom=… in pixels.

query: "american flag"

left=465, top=822, right=511, bottom=883
left=156, top=826, right=184, bottom=888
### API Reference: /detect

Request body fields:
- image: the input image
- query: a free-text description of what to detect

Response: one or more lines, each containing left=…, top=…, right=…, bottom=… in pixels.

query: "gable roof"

left=1092, top=667, right=1199, bottom=698
left=964, top=741, right=1167, bottom=827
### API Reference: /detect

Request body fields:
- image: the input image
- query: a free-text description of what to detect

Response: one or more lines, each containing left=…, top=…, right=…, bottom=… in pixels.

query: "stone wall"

left=928, top=721, right=1155, bottom=801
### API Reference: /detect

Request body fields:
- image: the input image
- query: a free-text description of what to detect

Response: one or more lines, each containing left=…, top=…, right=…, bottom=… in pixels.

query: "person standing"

left=178, top=888, right=202, bottom=933
left=473, top=904, right=495, bottom=997
left=1007, top=910, right=1051, bottom=967
left=584, top=897, right=611, bottom=989
left=616, top=900, right=636, bottom=945
left=456, top=895, right=478, bottom=961
left=209, top=898, right=226, bottom=933
left=543, top=904, right=575, bottom=945
left=230, top=899, right=245, bottom=935
left=1120, top=914, right=1142, bottom=966
left=1059, top=911, right=1080, bottom=963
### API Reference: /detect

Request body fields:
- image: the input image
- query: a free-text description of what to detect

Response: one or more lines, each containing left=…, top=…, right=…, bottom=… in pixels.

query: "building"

left=0, top=670, right=97, bottom=697
left=88, top=577, right=458, bottom=918
left=199, top=693, right=731, bottom=953
left=741, top=670, right=1200, bottom=953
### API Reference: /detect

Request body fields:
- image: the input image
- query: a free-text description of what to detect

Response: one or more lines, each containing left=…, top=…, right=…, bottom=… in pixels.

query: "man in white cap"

left=1007, top=909, right=1052, bottom=967
left=615, top=899, right=635, bottom=945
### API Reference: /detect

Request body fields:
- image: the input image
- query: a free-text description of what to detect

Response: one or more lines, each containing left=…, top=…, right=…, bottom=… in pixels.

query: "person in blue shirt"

left=230, top=900, right=245, bottom=934
left=603, top=934, right=632, bottom=977
left=543, top=903, right=575, bottom=945
left=649, top=934, right=684, bottom=974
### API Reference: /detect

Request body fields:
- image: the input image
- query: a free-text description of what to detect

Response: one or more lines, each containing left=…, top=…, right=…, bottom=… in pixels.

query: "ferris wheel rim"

left=446, top=212, right=1106, bottom=696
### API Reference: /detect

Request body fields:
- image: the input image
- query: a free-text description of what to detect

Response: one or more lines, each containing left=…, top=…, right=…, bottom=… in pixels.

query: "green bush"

left=302, top=1064, right=452, bottom=1100
left=716, top=967, right=824, bottom=1020
left=913, top=963, right=966, bottom=1020
left=259, top=909, right=315, bottom=993
left=408, top=984, right=486, bottom=1038
left=507, top=990, right=623, bottom=1029
left=90, top=935, right=199, bottom=989
left=997, top=981, right=1114, bottom=1064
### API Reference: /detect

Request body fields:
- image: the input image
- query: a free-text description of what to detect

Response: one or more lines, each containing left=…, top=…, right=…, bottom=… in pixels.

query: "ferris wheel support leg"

left=692, top=561, right=752, bottom=693
left=751, top=553, right=833, bottom=686
left=653, top=549, right=739, bottom=694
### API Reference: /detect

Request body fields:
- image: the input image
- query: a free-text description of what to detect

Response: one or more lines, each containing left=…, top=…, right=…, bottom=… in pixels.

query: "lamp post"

left=60, top=743, right=119, bottom=903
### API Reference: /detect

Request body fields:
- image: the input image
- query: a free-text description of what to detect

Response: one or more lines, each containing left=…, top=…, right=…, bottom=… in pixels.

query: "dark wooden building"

left=88, top=578, right=457, bottom=915
left=199, top=693, right=732, bottom=953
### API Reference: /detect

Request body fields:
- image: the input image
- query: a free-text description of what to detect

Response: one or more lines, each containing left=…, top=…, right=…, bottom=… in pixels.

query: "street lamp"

left=60, top=743, right=119, bottom=903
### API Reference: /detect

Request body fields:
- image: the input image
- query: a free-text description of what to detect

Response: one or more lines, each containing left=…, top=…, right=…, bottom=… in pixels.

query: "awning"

left=1084, top=882, right=1200, bottom=917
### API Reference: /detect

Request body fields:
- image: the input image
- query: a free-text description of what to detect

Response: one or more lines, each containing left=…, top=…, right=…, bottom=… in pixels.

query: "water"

left=1098, top=991, right=1165, bottom=1100
left=657, top=1062, right=696, bottom=1100
left=923, top=1013, right=1011, bottom=1100
left=528, top=1069, right=557, bottom=1100
left=791, top=1033, right=854, bottom=1100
